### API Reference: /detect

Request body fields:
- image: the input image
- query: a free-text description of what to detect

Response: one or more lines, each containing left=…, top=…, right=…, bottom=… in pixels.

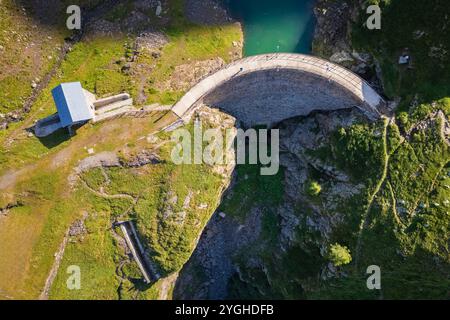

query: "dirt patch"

left=158, top=272, right=178, bottom=300
left=0, top=165, right=37, bottom=191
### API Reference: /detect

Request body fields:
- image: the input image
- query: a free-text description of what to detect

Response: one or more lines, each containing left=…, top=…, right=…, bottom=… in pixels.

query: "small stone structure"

left=172, top=53, right=386, bottom=127
left=116, top=220, right=161, bottom=284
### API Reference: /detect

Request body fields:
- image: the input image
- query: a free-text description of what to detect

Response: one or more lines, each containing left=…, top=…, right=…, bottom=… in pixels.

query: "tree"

left=306, top=180, right=322, bottom=196
left=398, top=112, right=409, bottom=127
left=328, top=243, right=352, bottom=267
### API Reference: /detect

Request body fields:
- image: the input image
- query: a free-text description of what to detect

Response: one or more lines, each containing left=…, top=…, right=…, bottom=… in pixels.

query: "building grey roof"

left=51, top=82, right=94, bottom=127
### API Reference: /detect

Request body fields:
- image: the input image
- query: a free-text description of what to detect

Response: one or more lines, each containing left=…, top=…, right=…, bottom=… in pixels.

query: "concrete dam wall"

left=172, top=53, right=386, bottom=126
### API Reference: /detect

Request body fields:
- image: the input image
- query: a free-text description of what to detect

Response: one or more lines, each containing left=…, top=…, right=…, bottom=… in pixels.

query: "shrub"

left=306, top=180, right=322, bottom=197
left=398, top=112, right=409, bottom=127
left=328, top=243, right=352, bottom=267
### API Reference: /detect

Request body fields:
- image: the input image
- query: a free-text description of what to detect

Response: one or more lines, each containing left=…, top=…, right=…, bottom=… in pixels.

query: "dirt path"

left=386, top=181, right=403, bottom=226
left=38, top=228, right=70, bottom=300
left=80, top=179, right=136, bottom=201
left=0, top=164, right=37, bottom=190
left=40, top=163, right=139, bottom=299
left=158, top=273, right=178, bottom=300
left=0, top=112, right=174, bottom=299
left=39, top=212, right=88, bottom=300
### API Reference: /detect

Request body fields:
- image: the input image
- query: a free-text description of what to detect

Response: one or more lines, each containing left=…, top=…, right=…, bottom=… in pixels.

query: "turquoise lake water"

left=224, top=0, right=317, bottom=56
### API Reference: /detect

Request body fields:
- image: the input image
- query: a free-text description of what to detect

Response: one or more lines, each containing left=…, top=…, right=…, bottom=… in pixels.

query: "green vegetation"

left=0, top=113, right=175, bottom=299
left=333, top=121, right=385, bottom=182
left=224, top=103, right=449, bottom=299
left=0, top=0, right=66, bottom=113
left=65, top=40, right=132, bottom=96
left=317, top=105, right=449, bottom=298
left=144, top=23, right=241, bottom=104
left=218, top=163, right=284, bottom=221
left=352, top=0, right=450, bottom=108
left=0, top=0, right=240, bottom=297
left=49, top=136, right=227, bottom=299
left=327, top=243, right=352, bottom=266
left=1, top=0, right=449, bottom=301
left=306, top=180, right=322, bottom=197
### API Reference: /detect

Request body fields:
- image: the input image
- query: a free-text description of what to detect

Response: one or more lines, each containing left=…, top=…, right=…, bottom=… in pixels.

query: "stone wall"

left=172, top=53, right=385, bottom=127
left=203, top=69, right=362, bottom=127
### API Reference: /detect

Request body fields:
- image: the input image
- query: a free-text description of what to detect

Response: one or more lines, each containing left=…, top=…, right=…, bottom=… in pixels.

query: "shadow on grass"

left=36, top=128, right=71, bottom=148
left=25, top=124, right=73, bottom=148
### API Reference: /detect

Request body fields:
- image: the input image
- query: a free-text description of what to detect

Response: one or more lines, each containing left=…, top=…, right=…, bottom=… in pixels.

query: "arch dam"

left=171, top=53, right=386, bottom=127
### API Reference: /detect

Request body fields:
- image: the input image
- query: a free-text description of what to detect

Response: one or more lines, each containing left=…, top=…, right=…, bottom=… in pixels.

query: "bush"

left=328, top=243, right=352, bottom=267
left=306, top=180, right=322, bottom=197
left=398, top=112, right=409, bottom=127
left=333, top=122, right=384, bottom=181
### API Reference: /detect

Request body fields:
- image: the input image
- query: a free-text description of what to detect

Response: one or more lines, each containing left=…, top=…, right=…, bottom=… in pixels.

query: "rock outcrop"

left=185, top=0, right=233, bottom=25
left=312, top=0, right=384, bottom=93
left=173, top=107, right=372, bottom=299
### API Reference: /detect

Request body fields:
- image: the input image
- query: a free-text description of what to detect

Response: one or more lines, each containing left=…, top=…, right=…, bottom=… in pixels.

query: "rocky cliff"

left=174, top=107, right=373, bottom=299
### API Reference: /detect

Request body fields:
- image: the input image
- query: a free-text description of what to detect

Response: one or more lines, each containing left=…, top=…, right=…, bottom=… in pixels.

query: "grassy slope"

left=0, top=114, right=177, bottom=299
left=49, top=138, right=226, bottom=299
left=343, top=0, right=450, bottom=298
left=313, top=106, right=450, bottom=299
left=352, top=0, right=450, bottom=108
left=0, top=0, right=241, bottom=299
left=0, top=0, right=107, bottom=115
left=0, top=0, right=66, bottom=114
left=228, top=0, right=450, bottom=300
left=3, top=0, right=447, bottom=301
left=224, top=110, right=449, bottom=299
left=221, top=0, right=450, bottom=296
left=144, top=22, right=241, bottom=105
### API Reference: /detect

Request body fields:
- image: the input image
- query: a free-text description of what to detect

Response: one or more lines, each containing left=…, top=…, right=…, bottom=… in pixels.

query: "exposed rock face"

left=74, top=149, right=163, bottom=174
left=174, top=108, right=371, bottom=299
left=123, top=150, right=161, bottom=167
left=75, top=152, right=121, bottom=174
left=185, top=0, right=233, bottom=25
left=84, top=19, right=121, bottom=38
left=312, top=0, right=384, bottom=93
left=174, top=206, right=263, bottom=299
left=157, top=58, right=227, bottom=92
left=84, top=0, right=169, bottom=37
left=276, top=109, right=366, bottom=250
left=313, top=0, right=353, bottom=58
left=135, top=31, right=168, bottom=52
left=0, top=201, right=22, bottom=218
left=69, top=218, right=88, bottom=237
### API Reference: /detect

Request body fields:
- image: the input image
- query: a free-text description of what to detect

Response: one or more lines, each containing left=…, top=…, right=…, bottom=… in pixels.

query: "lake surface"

left=224, top=0, right=316, bottom=56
